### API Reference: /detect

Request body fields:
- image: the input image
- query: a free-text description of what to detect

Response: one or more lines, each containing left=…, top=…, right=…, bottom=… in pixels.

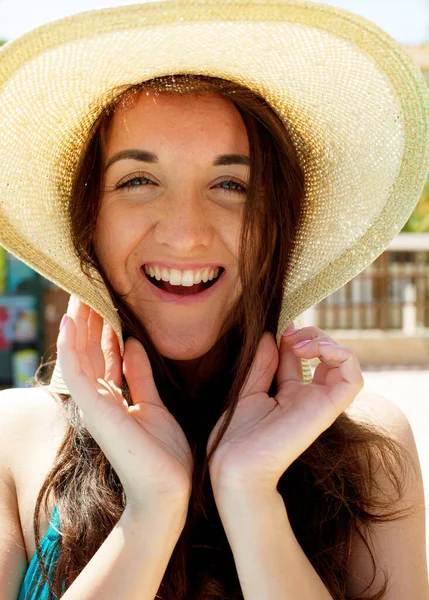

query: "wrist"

left=212, top=487, right=288, bottom=550
left=211, top=470, right=278, bottom=502
left=212, top=482, right=282, bottom=516
left=125, top=495, right=189, bottom=529
left=209, top=458, right=279, bottom=500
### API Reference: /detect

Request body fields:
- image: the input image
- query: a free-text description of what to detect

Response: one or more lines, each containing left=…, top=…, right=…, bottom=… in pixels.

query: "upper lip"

left=142, top=262, right=225, bottom=271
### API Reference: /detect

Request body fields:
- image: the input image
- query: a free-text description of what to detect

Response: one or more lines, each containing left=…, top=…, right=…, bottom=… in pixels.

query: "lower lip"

left=140, top=268, right=226, bottom=305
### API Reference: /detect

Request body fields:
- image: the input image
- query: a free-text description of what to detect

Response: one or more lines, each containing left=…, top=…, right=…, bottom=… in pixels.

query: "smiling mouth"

left=143, top=267, right=224, bottom=295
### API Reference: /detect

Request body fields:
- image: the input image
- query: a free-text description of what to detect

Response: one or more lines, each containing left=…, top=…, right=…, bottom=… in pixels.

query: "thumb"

left=240, top=332, right=279, bottom=398
left=123, top=338, right=165, bottom=409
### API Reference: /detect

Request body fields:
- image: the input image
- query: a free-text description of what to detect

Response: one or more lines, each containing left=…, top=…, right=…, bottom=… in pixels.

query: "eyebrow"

left=213, top=154, right=250, bottom=166
left=105, top=149, right=250, bottom=170
left=105, top=149, right=157, bottom=170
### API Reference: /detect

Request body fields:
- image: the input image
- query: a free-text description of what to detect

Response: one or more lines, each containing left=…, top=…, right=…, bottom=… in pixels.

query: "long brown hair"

left=33, top=75, right=413, bottom=600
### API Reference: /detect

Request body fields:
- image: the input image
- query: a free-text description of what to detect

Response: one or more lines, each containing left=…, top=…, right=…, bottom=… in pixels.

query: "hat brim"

left=0, top=0, right=428, bottom=354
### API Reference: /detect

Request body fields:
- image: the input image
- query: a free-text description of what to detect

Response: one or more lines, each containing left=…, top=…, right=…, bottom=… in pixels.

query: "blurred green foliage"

left=402, top=177, right=429, bottom=232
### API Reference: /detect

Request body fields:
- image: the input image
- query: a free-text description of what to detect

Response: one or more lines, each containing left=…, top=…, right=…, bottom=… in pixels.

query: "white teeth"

left=144, top=265, right=222, bottom=287
left=169, top=269, right=182, bottom=286
left=181, top=270, right=196, bottom=287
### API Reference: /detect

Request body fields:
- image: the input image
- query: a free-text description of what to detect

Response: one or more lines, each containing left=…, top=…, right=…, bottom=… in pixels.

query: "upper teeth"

left=144, top=265, right=220, bottom=287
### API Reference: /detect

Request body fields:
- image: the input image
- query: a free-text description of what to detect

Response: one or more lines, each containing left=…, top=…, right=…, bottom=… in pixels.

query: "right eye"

left=115, top=175, right=155, bottom=189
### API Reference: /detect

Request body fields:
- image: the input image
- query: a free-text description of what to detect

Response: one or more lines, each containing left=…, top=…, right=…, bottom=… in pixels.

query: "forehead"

left=104, top=91, right=249, bottom=154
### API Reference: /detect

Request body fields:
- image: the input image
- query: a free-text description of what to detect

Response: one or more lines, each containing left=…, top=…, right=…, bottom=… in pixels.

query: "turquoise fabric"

left=17, top=506, right=62, bottom=600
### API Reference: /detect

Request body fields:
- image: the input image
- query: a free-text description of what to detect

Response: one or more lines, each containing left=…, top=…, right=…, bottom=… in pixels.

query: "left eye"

left=216, top=180, right=247, bottom=193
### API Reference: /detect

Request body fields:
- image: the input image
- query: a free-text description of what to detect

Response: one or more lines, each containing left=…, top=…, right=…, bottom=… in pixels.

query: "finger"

left=68, top=297, right=93, bottom=380
left=318, top=344, right=364, bottom=391
left=312, top=361, right=329, bottom=385
left=67, top=296, right=91, bottom=356
left=123, top=338, right=165, bottom=409
left=293, top=341, right=363, bottom=394
left=58, top=316, right=126, bottom=432
left=282, top=326, right=338, bottom=347
left=57, top=314, right=95, bottom=388
left=102, top=321, right=122, bottom=390
left=281, top=321, right=297, bottom=337
left=276, top=332, right=303, bottom=385
left=240, top=332, right=278, bottom=398
left=87, top=309, right=105, bottom=380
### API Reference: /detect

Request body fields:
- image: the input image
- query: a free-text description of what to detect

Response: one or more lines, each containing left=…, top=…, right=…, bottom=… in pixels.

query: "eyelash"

left=115, top=174, right=248, bottom=194
left=216, top=179, right=247, bottom=194
left=115, top=174, right=152, bottom=189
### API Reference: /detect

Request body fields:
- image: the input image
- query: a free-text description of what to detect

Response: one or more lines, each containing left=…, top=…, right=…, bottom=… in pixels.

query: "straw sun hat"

left=0, top=0, right=428, bottom=391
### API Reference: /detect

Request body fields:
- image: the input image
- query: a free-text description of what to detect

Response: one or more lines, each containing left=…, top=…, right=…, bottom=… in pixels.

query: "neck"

left=172, top=339, right=225, bottom=395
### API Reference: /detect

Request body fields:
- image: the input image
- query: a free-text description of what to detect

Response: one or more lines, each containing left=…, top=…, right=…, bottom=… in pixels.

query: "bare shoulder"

left=345, top=392, right=429, bottom=598
left=0, top=385, right=63, bottom=427
left=346, top=389, right=412, bottom=441
left=0, top=386, right=67, bottom=470
left=345, top=390, right=420, bottom=503
left=0, top=384, right=59, bottom=408
left=345, top=390, right=420, bottom=490
left=0, top=387, right=67, bottom=596
left=345, top=390, right=421, bottom=499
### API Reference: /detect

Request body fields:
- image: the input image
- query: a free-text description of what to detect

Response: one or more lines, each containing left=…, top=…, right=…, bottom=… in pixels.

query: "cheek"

left=93, top=211, right=138, bottom=285
left=93, top=213, right=115, bottom=265
left=219, top=211, right=243, bottom=258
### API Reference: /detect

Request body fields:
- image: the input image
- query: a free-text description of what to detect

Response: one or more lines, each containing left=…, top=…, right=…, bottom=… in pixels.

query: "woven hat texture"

left=0, top=0, right=428, bottom=391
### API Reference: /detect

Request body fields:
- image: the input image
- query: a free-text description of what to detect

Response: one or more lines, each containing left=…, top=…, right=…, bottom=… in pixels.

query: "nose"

left=153, top=188, right=214, bottom=252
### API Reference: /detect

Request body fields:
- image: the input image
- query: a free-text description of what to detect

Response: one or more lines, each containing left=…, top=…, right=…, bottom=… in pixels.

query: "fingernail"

left=59, top=314, right=68, bottom=331
left=319, top=342, right=334, bottom=347
left=293, top=339, right=312, bottom=349
left=282, top=328, right=300, bottom=337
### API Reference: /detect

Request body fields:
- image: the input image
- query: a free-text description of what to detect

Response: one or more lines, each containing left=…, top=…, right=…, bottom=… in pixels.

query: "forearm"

left=214, top=488, right=333, bottom=600
left=61, top=502, right=187, bottom=600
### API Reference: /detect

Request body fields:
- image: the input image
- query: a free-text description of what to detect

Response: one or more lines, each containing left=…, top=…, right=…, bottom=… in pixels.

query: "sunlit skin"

left=94, top=92, right=250, bottom=381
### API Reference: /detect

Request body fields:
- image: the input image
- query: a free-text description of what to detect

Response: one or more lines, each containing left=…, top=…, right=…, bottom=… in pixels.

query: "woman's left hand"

left=208, top=326, right=364, bottom=495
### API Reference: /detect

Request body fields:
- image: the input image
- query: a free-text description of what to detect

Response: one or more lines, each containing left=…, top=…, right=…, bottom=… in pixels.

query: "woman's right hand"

left=57, top=296, right=193, bottom=513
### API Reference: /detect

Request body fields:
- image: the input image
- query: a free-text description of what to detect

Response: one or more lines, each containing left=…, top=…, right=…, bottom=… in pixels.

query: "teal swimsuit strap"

left=18, top=505, right=62, bottom=600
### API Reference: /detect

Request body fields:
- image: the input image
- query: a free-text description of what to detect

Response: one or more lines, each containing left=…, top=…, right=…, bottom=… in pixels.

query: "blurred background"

left=0, top=0, right=428, bottom=542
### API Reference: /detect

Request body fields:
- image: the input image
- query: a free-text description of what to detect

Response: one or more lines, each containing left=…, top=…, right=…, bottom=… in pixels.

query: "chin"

left=153, top=334, right=218, bottom=361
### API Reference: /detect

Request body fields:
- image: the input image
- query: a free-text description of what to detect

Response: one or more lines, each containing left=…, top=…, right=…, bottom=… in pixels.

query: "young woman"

left=0, top=2, right=428, bottom=600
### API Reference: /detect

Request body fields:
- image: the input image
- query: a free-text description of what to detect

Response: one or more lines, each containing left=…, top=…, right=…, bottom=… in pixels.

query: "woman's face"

left=94, top=91, right=250, bottom=360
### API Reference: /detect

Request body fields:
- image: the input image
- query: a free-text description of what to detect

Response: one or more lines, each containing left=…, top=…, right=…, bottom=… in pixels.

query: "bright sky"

left=0, top=0, right=427, bottom=45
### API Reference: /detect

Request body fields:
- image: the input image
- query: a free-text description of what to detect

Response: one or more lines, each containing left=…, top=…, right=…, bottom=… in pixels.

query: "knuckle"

left=302, top=325, right=324, bottom=338
left=344, top=346, right=358, bottom=360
